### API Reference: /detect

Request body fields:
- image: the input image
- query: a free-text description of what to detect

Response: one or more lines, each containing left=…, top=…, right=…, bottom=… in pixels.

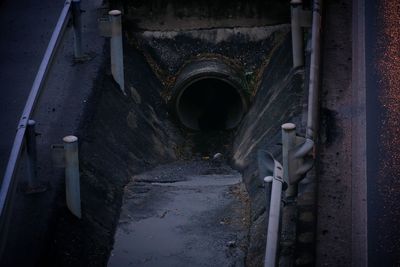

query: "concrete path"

left=108, top=161, right=250, bottom=267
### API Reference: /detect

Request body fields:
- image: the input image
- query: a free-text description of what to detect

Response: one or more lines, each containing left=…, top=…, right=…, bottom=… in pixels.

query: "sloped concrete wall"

left=233, top=37, right=306, bottom=266
left=42, top=44, right=181, bottom=266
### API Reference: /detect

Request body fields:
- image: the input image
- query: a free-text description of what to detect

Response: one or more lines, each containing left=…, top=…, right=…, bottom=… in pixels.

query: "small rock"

left=227, top=241, right=236, bottom=248
left=213, top=153, right=223, bottom=160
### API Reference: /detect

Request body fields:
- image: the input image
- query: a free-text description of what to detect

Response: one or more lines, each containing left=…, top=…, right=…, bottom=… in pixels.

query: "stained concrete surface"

left=130, top=25, right=290, bottom=83
left=108, top=161, right=250, bottom=267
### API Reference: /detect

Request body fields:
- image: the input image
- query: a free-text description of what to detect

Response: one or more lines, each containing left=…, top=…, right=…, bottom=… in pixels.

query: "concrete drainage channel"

left=33, top=1, right=314, bottom=267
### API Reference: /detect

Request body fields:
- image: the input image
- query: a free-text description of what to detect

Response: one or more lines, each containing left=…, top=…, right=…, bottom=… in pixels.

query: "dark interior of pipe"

left=177, top=78, right=244, bottom=131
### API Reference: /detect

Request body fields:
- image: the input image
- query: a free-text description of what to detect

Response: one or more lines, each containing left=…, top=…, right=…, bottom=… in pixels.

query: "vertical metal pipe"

left=109, top=10, right=125, bottom=93
left=282, top=123, right=297, bottom=197
left=291, top=0, right=304, bottom=68
left=26, top=120, right=38, bottom=189
left=264, top=178, right=283, bottom=267
left=280, top=124, right=298, bottom=267
left=306, top=0, right=322, bottom=140
left=63, top=135, right=81, bottom=218
left=71, top=0, right=83, bottom=59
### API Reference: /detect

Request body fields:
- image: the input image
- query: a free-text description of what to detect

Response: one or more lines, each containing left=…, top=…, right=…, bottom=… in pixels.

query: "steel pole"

left=280, top=123, right=298, bottom=266
left=72, top=0, right=83, bottom=59
left=264, top=177, right=283, bottom=267
left=26, top=120, right=38, bottom=188
left=63, top=135, right=81, bottom=218
left=291, top=0, right=304, bottom=67
left=109, top=10, right=125, bottom=93
left=282, top=123, right=297, bottom=197
left=306, top=0, right=322, bottom=140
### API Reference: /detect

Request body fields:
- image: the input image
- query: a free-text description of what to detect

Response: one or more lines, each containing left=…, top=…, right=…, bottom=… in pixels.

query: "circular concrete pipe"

left=171, top=59, right=248, bottom=131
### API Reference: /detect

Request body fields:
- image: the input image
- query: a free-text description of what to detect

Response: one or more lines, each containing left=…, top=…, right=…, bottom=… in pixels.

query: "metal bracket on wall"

left=287, top=136, right=314, bottom=185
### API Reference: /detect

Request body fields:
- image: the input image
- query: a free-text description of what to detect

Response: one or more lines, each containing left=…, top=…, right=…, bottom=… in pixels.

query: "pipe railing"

left=306, top=0, right=322, bottom=140
left=262, top=0, right=322, bottom=265
left=0, top=0, right=83, bottom=258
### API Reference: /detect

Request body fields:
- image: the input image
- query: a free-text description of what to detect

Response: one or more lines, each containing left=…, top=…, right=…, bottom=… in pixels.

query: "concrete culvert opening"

left=172, top=60, right=247, bottom=131
left=178, top=78, right=244, bottom=131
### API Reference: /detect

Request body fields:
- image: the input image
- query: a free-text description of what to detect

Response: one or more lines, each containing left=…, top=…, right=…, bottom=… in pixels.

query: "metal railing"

left=261, top=0, right=322, bottom=265
left=0, top=0, right=83, bottom=257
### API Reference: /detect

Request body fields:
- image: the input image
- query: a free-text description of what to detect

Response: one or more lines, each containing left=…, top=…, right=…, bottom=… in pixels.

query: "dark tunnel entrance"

left=172, top=59, right=247, bottom=131
left=177, top=78, right=245, bottom=131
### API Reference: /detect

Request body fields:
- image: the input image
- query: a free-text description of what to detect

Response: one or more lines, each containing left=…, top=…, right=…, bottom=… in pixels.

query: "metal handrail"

left=261, top=0, right=322, bottom=265
left=306, top=0, right=322, bottom=140
left=0, top=0, right=82, bottom=258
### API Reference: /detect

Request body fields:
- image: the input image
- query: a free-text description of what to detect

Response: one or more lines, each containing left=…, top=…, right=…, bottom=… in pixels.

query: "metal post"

left=306, top=0, right=322, bottom=140
left=109, top=10, right=125, bottom=93
left=26, top=120, right=38, bottom=188
left=280, top=123, right=298, bottom=266
left=291, top=0, right=304, bottom=67
left=282, top=123, right=297, bottom=197
left=63, top=135, right=81, bottom=218
left=71, top=0, right=84, bottom=59
left=25, top=120, right=47, bottom=194
left=264, top=175, right=284, bottom=267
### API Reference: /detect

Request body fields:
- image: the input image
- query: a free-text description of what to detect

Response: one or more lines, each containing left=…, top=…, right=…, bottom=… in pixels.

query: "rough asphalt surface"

left=108, top=160, right=250, bottom=267
left=0, top=0, right=64, bottom=180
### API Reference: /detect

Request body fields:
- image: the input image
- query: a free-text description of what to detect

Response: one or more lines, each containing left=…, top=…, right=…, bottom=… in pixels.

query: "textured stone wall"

left=110, top=0, right=289, bottom=30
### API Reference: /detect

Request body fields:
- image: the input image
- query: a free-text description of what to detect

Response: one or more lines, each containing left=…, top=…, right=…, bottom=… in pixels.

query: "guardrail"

left=0, top=0, right=83, bottom=258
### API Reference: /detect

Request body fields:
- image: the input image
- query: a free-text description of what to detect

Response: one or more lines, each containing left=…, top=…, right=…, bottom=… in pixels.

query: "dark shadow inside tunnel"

left=176, top=78, right=245, bottom=131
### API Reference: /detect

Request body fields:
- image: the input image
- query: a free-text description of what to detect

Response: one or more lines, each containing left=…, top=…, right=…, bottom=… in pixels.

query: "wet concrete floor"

left=108, top=160, right=250, bottom=267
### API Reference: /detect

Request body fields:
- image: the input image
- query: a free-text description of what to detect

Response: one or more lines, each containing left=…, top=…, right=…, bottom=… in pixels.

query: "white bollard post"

left=109, top=10, right=125, bottom=93
left=264, top=168, right=284, bottom=267
left=291, top=0, right=304, bottom=67
left=63, top=135, right=81, bottom=218
left=282, top=123, right=297, bottom=197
